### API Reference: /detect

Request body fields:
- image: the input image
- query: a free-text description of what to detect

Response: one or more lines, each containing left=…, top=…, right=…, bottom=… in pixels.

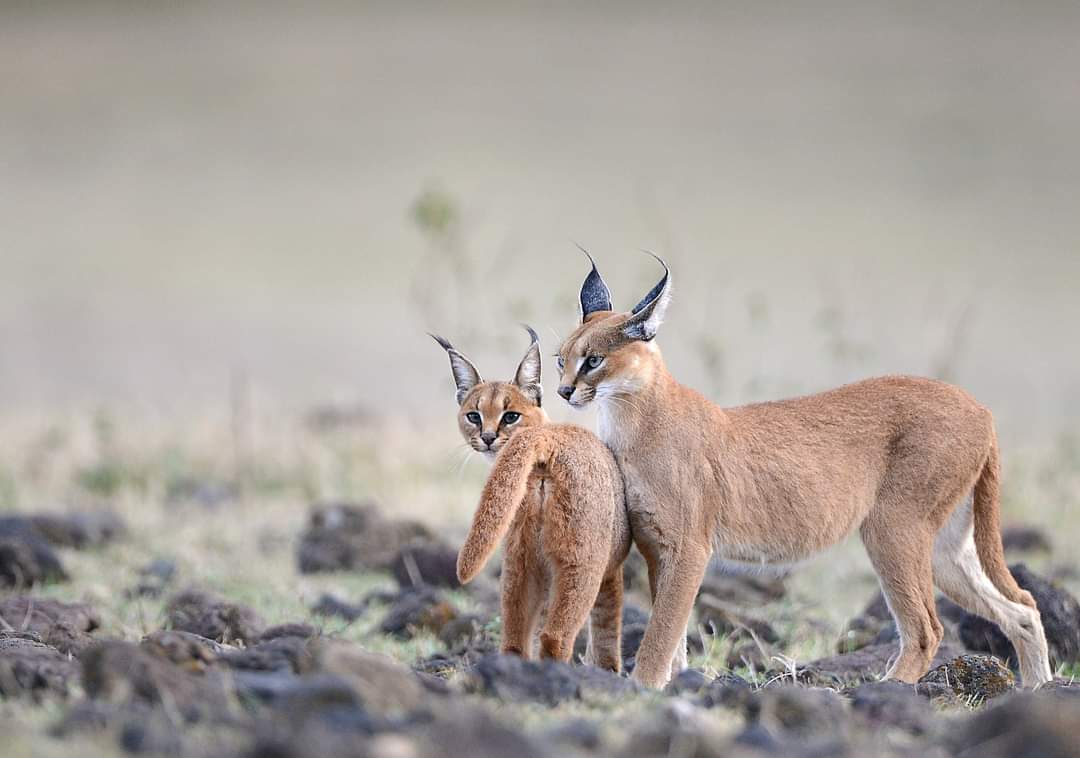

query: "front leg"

left=632, top=543, right=710, bottom=689
left=640, top=541, right=689, bottom=679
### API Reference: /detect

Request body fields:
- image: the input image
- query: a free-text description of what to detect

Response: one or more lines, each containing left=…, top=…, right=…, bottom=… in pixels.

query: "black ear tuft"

left=430, top=333, right=483, bottom=405
left=623, top=254, right=672, bottom=342
left=576, top=245, right=613, bottom=320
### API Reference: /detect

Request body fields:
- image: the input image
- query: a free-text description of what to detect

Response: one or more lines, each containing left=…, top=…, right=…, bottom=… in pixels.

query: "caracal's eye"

left=502, top=411, right=521, bottom=425
left=586, top=354, right=605, bottom=370
left=556, top=356, right=565, bottom=373
left=465, top=411, right=482, bottom=425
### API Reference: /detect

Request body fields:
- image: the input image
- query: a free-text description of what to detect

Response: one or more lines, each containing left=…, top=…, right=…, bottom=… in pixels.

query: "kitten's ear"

left=623, top=253, right=671, bottom=342
left=513, top=325, right=543, bottom=406
left=576, top=246, right=613, bottom=321
left=430, top=334, right=482, bottom=405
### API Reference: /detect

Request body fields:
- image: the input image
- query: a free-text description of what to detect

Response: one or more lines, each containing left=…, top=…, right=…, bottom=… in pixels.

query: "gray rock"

left=164, top=588, right=265, bottom=645
left=0, top=632, right=79, bottom=700
left=919, top=654, right=1015, bottom=701
left=465, top=654, right=638, bottom=705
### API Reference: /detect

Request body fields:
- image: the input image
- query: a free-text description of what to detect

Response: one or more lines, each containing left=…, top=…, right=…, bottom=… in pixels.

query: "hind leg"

left=861, top=511, right=943, bottom=683
left=933, top=498, right=1053, bottom=686
left=500, top=551, right=544, bottom=658
left=585, top=565, right=624, bottom=671
left=539, top=562, right=605, bottom=662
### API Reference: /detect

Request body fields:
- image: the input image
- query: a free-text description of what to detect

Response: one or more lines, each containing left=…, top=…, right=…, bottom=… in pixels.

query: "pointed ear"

left=623, top=254, right=671, bottom=342
left=430, top=334, right=482, bottom=405
left=576, top=246, right=613, bottom=321
left=513, top=325, right=543, bottom=406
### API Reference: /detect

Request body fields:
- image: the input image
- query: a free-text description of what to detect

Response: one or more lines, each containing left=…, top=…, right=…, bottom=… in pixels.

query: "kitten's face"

left=456, top=382, right=545, bottom=458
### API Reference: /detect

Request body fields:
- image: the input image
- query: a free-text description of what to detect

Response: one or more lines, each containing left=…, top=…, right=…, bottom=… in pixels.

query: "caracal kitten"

left=432, top=327, right=630, bottom=669
left=554, top=254, right=1052, bottom=690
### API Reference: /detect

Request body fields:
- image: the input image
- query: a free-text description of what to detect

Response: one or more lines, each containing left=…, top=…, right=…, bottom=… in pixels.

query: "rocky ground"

left=2, top=500, right=1079, bottom=758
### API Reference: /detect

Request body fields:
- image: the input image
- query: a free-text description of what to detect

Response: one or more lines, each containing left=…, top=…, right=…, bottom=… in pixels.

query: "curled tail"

left=972, top=430, right=1037, bottom=609
left=457, top=432, right=550, bottom=584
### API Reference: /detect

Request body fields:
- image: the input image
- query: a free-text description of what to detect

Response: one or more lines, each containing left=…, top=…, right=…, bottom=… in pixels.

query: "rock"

left=697, top=565, right=787, bottom=608
left=310, top=640, right=434, bottom=716
left=379, top=586, right=457, bottom=639
left=0, top=632, right=79, bottom=700
left=695, top=594, right=780, bottom=643
left=296, top=501, right=433, bottom=574
left=1001, top=525, right=1053, bottom=554
left=848, top=680, right=936, bottom=734
left=665, top=668, right=712, bottom=695
left=140, top=630, right=223, bottom=672
left=259, top=622, right=317, bottom=642
left=948, top=692, right=1080, bottom=757
left=25, top=512, right=126, bottom=549
left=0, top=596, right=100, bottom=655
left=311, top=593, right=366, bottom=622
left=164, top=476, right=237, bottom=508
left=220, top=635, right=314, bottom=674
left=164, top=588, right=265, bottom=644
left=544, top=718, right=604, bottom=751
left=919, top=654, right=1015, bottom=701
left=695, top=672, right=753, bottom=710
left=408, top=705, right=551, bottom=758
left=799, top=641, right=965, bottom=686
left=0, top=519, right=67, bottom=588
left=81, top=641, right=226, bottom=720
left=390, top=538, right=461, bottom=588
left=958, top=563, right=1080, bottom=669
left=622, top=700, right=731, bottom=758
left=753, top=686, right=850, bottom=739
left=465, top=653, right=639, bottom=705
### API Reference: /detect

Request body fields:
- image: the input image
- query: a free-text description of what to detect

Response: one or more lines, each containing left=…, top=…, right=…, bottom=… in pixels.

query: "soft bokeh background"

left=1, top=0, right=1078, bottom=693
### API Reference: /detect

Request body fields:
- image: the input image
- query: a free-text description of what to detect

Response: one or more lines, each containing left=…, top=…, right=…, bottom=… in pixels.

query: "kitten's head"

left=431, top=326, right=547, bottom=458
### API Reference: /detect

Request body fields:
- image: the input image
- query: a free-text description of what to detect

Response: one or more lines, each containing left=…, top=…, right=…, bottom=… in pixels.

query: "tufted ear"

left=430, top=334, right=482, bottom=405
left=577, top=246, right=613, bottom=321
left=623, top=254, right=671, bottom=342
left=513, top=325, right=543, bottom=406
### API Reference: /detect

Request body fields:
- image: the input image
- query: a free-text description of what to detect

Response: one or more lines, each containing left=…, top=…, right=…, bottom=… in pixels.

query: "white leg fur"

left=932, top=498, right=1053, bottom=686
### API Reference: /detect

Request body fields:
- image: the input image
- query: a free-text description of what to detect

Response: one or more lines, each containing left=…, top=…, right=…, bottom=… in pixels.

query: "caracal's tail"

left=972, top=430, right=1037, bottom=609
left=457, top=431, right=551, bottom=583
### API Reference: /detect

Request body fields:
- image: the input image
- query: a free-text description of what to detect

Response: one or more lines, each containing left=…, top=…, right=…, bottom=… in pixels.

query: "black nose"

left=557, top=385, right=574, bottom=401
left=480, top=432, right=497, bottom=446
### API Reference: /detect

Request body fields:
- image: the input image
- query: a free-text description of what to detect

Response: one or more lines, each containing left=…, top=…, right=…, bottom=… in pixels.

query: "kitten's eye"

left=556, top=356, right=565, bottom=372
left=502, top=412, right=521, bottom=425
left=465, top=412, right=482, bottom=425
left=586, top=355, right=605, bottom=370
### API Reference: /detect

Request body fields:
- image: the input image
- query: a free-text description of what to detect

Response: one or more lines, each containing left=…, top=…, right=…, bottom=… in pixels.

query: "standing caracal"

left=432, top=327, right=630, bottom=668
left=555, top=254, right=1053, bottom=689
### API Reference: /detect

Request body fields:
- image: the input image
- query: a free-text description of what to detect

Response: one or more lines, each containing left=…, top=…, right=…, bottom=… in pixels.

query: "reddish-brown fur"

left=433, top=329, right=630, bottom=668
left=556, top=257, right=1052, bottom=689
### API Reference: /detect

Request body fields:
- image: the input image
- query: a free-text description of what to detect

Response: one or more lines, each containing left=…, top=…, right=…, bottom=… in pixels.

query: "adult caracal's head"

left=431, top=326, right=548, bottom=458
left=555, top=253, right=671, bottom=409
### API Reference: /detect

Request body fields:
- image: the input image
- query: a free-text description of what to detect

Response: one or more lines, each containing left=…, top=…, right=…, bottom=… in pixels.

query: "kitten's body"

left=433, top=330, right=630, bottom=668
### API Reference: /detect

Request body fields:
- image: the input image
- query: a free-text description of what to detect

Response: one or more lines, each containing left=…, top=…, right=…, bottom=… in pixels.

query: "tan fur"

left=558, top=260, right=1053, bottom=689
left=434, top=331, right=630, bottom=669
